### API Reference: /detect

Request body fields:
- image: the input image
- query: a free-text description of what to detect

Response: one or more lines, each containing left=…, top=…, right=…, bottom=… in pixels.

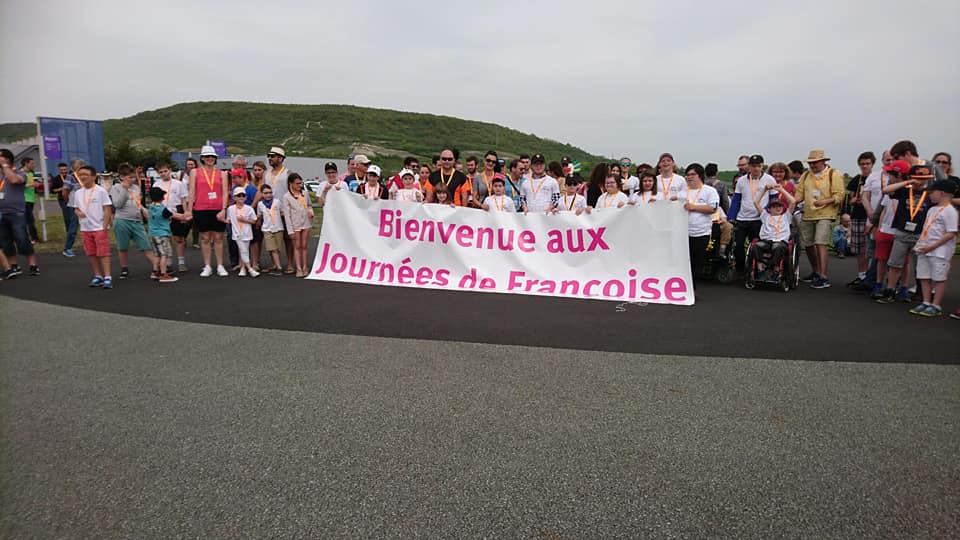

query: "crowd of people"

left=0, top=140, right=957, bottom=318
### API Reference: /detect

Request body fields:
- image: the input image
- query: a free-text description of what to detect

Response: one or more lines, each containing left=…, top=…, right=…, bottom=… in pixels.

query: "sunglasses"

left=565, top=180, right=578, bottom=186
left=440, top=157, right=454, bottom=161
left=267, top=153, right=280, bottom=158
left=234, top=194, right=246, bottom=198
left=934, top=160, right=950, bottom=165
left=485, top=159, right=497, bottom=163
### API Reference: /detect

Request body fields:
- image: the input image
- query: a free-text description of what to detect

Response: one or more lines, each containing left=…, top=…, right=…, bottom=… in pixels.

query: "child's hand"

left=308, top=209, right=315, bottom=218
left=76, top=210, right=86, bottom=218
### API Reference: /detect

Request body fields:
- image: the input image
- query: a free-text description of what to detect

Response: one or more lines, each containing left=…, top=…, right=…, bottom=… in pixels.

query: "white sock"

left=178, top=257, right=185, bottom=264
left=858, top=272, right=866, bottom=279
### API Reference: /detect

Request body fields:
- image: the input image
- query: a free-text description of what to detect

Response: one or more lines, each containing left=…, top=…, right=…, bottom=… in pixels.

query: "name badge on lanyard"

left=904, top=221, right=918, bottom=232
left=208, top=192, right=218, bottom=200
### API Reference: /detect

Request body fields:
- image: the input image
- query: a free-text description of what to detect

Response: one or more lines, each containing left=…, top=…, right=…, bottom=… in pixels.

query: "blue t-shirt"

left=147, top=203, right=173, bottom=238
left=244, top=184, right=257, bottom=205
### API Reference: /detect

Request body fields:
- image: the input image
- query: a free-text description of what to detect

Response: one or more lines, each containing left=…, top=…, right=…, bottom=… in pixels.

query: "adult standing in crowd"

left=619, top=157, right=638, bottom=195
left=794, top=149, right=845, bottom=289
left=860, top=150, right=893, bottom=290
left=338, top=155, right=355, bottom=183
left=188, top=145, right=228, bottom=277
left=183, top=157, right=199, bottom=249
left=731, top=154, right=776, bottom=276
left=586, top=162, right=608, bottom=207
left=469, top=151, right=500, bottom=209
left=679, top=163, right=720, bottom=286
left=503, top=159, right=524, bottom=211
left=704, top=163, right=730, bottom=213
left=844, top=151, right=876, bottom=288
left=51, top=160, right=81, bottom=256
left=345, top=154, right=369, bottom=193
left=264, top=147, right=296, bottom=275
left=656, top=153, right=684, bottom=200
left=520, top=154, right=560, bottom=214
left=0, top=148, right=39, bottom=277
left=18, top=157, right=39, bottom=244
left=766, top=162, right=795, bottom=196
left=425, top=149, right=468, bottom=205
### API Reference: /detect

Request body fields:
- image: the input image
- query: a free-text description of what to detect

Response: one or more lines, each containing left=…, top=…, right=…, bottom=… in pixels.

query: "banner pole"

left=35, top=118, right=48, bottom=243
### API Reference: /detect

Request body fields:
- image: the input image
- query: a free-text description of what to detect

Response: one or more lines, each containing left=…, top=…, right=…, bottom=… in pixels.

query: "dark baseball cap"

left=324, top=161, right=338, bottom=171
left=531, top=154, right=546, bottom=164
left=748, top=154, right=764, bottom=165
left=561, top=156, right=572, bottom=164
left=925, top=179, right=956, bottom=193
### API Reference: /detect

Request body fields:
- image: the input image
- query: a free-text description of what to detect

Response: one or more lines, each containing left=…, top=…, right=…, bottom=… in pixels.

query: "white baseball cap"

left=367, top=165, right=381, bottom=177
left=399, top=168, right=415, bottom=178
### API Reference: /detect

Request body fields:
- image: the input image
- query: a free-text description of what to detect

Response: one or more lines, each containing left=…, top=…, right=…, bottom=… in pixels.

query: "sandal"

left=284, top=268, right=296, bottom=275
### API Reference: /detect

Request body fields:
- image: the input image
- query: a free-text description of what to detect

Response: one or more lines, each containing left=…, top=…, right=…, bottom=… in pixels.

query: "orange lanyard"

left=439, top=170, right=454, bottom=186
left=564, top=193, right=577, bottom=210
left=812, top=167, right=830, bottom=190
left=907, top=186, right=927, bottom=221
left=297, top=193, right=308, bottom=208
left=602, top=192, right=619, bottom=207
left=234, top=204, right=246, bottom=232
left=200, top=167, right=218, bottom=192
left=481, top=171, right=493, bottom=194
left=772, top=213, right=785, bottom=237
left=127, top=186, right=141, bottom=210
left=530, top=176, right=548, bottom=199
left=82, top=187, right=95, bottom=212
left=920, top=204, right=950, bottom=242
left=364, top=184, right=380, bottom=199
left=400, top=189, right=415, bottom=202
left=661, top=174, right=676, bottom=194
left=267, top=167, right=285, bottom=187
left=494, top=195, right=506, bottom=211
left=264, top=201, right=277, bottom=225
left=642, top=191, right=655, bottom=203
left=747, top=174, right=760, bottom=197
left=686, top=186, right=703, bottom=205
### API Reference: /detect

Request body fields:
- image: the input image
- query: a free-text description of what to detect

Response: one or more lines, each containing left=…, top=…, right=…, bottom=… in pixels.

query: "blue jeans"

left=0, top=212, right=35, bottom=258
left=59, top=198, right=78, bottom=250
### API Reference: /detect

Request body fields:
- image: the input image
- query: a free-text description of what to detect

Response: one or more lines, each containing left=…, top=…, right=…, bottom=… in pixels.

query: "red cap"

left=882, top=160, right=910, bottom=175
left=230, top=168, right=247, bottom=178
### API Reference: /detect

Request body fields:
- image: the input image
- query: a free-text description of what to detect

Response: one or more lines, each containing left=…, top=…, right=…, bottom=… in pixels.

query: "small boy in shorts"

left=147, top=187, right=183, bottom=283
left=70, top=165, right=114, bottom=288
left=908, top=180, right=957, bottom=317
left=256, top=184, right=284, bottom=276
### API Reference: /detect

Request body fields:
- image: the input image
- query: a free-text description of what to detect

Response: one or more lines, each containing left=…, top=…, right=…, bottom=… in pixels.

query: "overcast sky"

left=2, top=0, right=957, bottom=171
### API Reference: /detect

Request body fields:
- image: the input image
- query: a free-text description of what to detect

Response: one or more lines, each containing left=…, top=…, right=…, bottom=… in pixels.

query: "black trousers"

left=689, top=235, right=710, bottom=284
left=734, top=220, right=762, bottom=272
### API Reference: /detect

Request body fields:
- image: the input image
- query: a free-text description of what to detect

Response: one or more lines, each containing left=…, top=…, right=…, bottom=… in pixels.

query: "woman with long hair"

left=586, top=162, right=609, bottom=207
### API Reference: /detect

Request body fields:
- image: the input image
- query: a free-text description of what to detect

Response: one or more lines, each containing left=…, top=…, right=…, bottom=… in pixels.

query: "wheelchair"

left=701, top=223, right=737, bottom=284
left=744, top=235, right=800, bottom=292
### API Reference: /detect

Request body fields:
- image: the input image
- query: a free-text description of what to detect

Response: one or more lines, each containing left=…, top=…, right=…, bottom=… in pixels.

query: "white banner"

left=308, top=191, right=695, bottom=305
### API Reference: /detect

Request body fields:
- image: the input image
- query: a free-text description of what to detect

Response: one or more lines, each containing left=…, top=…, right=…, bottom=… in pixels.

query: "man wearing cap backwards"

left=345, top=154, right=370, bottom=193
left=520, top=154, right=561, bottom=214
left=264, top=146, right=296, bottom=274
left=794, top=150, right=846, bottom=289
left=731, top=154, right=777, bottom=276
left=875, top=141, right=944, bottom=303
left=425, top=149, right=468, bottom=205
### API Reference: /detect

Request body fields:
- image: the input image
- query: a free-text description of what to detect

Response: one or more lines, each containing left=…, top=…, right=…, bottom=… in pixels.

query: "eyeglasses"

left=234, top=194, right=246, bottom=198
left=409, top=164, right=419, bottom=169
left=440, top=157, right=454, bottom=161
left=565, top=180, right=578, bottom=186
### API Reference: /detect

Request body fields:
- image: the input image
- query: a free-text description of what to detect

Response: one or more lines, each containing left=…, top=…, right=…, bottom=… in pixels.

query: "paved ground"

left=1, top=297, right=958, bottom=538
left=1, top=249, right=958, bottom=363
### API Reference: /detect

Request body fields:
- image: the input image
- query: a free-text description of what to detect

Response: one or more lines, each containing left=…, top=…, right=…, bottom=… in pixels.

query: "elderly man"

left=794, top=150, right=846, bottom=289
left=345, top=154, right=369, bottom=193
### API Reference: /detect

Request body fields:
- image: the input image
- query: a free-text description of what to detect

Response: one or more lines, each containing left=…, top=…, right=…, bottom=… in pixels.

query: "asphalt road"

left=1, top=298, right=958, bottom=538
left=1, top=247, right=958, bottom=364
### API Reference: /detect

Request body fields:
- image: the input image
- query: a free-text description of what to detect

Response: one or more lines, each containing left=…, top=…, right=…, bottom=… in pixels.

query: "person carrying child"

left=146, top=187, right=184, bottom=283
left=225, top=186, right=259, bottom=277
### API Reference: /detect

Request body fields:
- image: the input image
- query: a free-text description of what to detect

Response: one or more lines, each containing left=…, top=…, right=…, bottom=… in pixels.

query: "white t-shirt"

left=70, top=185, right=112, bottom=232
left=153, top=178, right=186, bottom=213
left=878, top=197, right=898, bottom=235
left=629, top=191, right=663, bottom=204
left=678, top=184, right=719, bottom=237
left=555, top=192, right=587, bottom=213
left=861, top=170, right=886, bottom=221
left=734, top=173, right=777, bottom=221
left=622, top=175, right=640, bottom=195
left=521, top=175, right=560, bottom=213
left=917, top=203, right=958, bottom=259
left=759, top=209, right=792, bottom=242
left=594, top=191, right=629, bottom=210
left=482, top=195, right=516, bottom=212
left=257, top=200, right=284, bottom=233
left=394, top=188, right=423, bottom=203
left=656, top=173, right=685, bottom=200
left=227, top=204, right=256, bottom=241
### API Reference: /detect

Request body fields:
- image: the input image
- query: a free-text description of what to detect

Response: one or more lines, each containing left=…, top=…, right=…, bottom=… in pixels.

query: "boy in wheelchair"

left=749, top=184, right=797, bottom=276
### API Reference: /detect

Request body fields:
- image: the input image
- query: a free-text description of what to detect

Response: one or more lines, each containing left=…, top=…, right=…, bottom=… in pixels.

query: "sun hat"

left=399, top=168, right=415, bottom=178
left=805, top=150, right=831, bottom=163
left=268, top=146, right=285, bottom=158
left=354, top=154, right=372, bottom=165
left=200, top=145, right=217, bottom=157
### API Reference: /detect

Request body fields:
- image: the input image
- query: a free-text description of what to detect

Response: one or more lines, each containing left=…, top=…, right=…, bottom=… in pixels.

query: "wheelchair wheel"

left=716, top=263, right=735, bottom=284
left=789, top=241, right=801, bottom=288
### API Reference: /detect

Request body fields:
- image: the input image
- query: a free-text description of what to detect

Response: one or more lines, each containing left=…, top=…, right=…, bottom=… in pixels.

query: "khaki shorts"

left=799, top=219, right=832, bottom=248
left=916, top=254, right=950, bottom=282
left=263, top=230, right=285, bottom=252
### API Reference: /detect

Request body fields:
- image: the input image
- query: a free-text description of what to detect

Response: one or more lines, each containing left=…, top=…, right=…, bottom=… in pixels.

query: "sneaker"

left=158, top=274, right=179, bottom=283
left=269, top=268, right=283, bottom=276
left=810, top=276, right=831, bottom=289
left=949, top=309, right=960, bottom=320
left=896, top=286, right=911, bottom=303
left=8, top=265, right=22, bottom=278
left=919, top=305, right=942, bottom=317
left=238, top=268, right=247, bottom=277
left=248, top=268, right=260, bottom=278
left=178, top=262, right=188, bottom=273
left=800, top=272, right=819, bottom=283
left=875, top=288, right=897, bottom=304
left=88, top=276, right=104, bottom=287
left=847, top=277, right=864, bottom=288
left=870, top=284, right=884, bottom=299
left=908, top=285, right=918, bottom=295
left=216, top=265, right=229, bottom=277
left=200, top=265, right=213, bottom=277
left=909, top=303, right=930, bottom=315
left=62, top=249, right=76, bottom=258
left=150, top=271, right=161, bottom=280
left=29, top=265, right=39, bottom=276
left=119, top=267, right=130, bottom=279
left=837, top=252, right=845, bottom=259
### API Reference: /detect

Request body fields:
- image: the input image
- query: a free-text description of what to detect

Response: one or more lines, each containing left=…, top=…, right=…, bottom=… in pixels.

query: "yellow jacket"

left=795, top=167, right=845, bottom=221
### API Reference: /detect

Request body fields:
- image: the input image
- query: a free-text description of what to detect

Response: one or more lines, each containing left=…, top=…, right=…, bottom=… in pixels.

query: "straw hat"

left=805, top=150, right=831, bottom=163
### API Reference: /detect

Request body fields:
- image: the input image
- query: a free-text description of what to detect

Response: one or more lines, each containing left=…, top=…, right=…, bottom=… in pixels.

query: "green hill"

left=0, top=122, right=35, bottom=142
left=100, top=101, right=605, bottom=165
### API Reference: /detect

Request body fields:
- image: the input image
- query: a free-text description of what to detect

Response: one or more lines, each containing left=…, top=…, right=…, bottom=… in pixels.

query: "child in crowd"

left=225, top=186, right=259, bottom=277
left=110, top=163, right=158, bottom=279
left=432, top=184, right=456, bottom=207
left=154, top=161, right=191, bottom=273
left=871, top=192, right=899, bottom=299
left=908, top=180, right=957, bottom=317
left=753, top=183, right=796, bottom=271
left=256, top=184, right=285, bottom=276
left=629, top=171, right=661, bottom=204
left=482, top=177, right=516, bottom=212
left=391, top=169, right=424, bottom=203
left=282, top=173, right=314, bottom=278
left=146, top=187, right=183, bottom=283
left=712, top=206, right=734, bottom=258
left=71, top=165, right=114, bottom=288
left=832, top=214, right=852, bottom=257
left=593, top=175, right=629, bottom=210
left=553, top=175, right=588, bottom=214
